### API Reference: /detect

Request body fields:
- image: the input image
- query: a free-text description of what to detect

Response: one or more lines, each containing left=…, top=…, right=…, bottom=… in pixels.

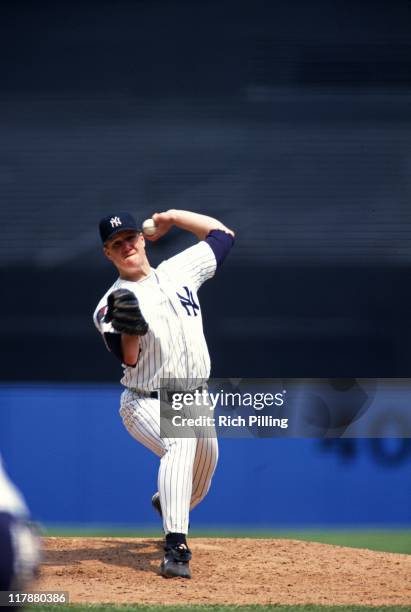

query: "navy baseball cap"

left=99, top=212, right=139, bottom=244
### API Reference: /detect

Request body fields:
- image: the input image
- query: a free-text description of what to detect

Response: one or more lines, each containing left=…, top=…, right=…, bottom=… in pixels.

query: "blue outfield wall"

left=0, top=384, right=410, bottom=527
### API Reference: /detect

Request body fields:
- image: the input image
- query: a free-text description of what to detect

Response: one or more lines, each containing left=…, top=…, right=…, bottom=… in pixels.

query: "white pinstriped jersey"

left=93, top=240, right=217, bottom=391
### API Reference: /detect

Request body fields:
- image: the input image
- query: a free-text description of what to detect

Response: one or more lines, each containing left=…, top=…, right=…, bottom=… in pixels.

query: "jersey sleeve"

left=93, top=300, right=111, bottom=335
left=93, top=293, right=121, bottom=342
left=93, top=296, right=123, bottom=359
left=157, top=240, right=215, bottom=290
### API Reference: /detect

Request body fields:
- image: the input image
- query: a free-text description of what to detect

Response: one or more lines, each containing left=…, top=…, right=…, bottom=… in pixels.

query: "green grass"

left=41, top=529, right=411, bottom=555
left=255, top=530, right=411, bottom=555
left=26, top=605, right=411, bottom=612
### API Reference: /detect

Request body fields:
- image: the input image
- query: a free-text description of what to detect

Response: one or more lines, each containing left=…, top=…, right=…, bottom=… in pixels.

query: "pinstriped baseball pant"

left=120, top=389, right=219, bottom=534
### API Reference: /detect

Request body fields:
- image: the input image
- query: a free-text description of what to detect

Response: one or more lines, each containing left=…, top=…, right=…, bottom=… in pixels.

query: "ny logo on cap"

left=110, top=216, right=122, bottom=228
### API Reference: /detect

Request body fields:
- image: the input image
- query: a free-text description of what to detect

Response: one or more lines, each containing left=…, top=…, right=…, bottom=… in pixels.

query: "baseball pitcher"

left=93, top=209, right=235, bottom=578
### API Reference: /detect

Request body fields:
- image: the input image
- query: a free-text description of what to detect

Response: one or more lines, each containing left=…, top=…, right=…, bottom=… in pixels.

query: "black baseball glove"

left=105, top=289, right=149, bottom=336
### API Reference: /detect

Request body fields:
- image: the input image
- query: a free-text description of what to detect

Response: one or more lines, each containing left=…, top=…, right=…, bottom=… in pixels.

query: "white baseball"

left=142, top=218, right=157, bottom=236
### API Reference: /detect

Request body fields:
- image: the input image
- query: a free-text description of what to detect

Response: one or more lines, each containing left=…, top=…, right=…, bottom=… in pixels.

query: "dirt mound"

left=37, top=537, right=411, bottom=606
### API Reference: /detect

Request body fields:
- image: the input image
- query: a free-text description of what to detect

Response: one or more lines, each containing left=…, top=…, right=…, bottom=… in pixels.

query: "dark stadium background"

left=0, top=1, right=410, bottom=532
left=1, top=0, right=411, bottom=381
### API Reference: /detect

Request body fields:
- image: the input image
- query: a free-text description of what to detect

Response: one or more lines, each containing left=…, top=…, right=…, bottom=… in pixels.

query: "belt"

left=135, top=387, right=206, bottom=401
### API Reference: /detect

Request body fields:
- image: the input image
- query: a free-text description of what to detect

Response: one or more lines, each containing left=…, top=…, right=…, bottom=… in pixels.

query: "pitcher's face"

left=104, top=230, right=148, bottom=278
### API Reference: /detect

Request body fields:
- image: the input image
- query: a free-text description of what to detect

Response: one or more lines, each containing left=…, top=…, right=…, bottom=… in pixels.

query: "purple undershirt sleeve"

left=205, top=229, right=235, bottom=268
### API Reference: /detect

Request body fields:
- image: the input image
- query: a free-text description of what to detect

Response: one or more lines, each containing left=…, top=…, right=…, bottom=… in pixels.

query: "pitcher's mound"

left=37, top=537, right=411, bottom=606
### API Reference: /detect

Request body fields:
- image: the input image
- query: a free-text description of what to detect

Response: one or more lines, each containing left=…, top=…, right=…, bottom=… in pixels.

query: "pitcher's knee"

left=164, top=437, right=197, bottom=459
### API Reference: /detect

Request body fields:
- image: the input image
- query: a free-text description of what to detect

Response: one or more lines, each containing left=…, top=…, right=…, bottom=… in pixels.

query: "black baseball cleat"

left=151, top=492, right=162, bottom=518
left=160, top=543, right=192, bottom=578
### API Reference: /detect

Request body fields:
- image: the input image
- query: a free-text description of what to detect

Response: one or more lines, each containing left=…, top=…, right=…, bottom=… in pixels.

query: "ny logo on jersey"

left=110, top=216, right=122, bottom=228
left=176, top=286, right=199, bottom=317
